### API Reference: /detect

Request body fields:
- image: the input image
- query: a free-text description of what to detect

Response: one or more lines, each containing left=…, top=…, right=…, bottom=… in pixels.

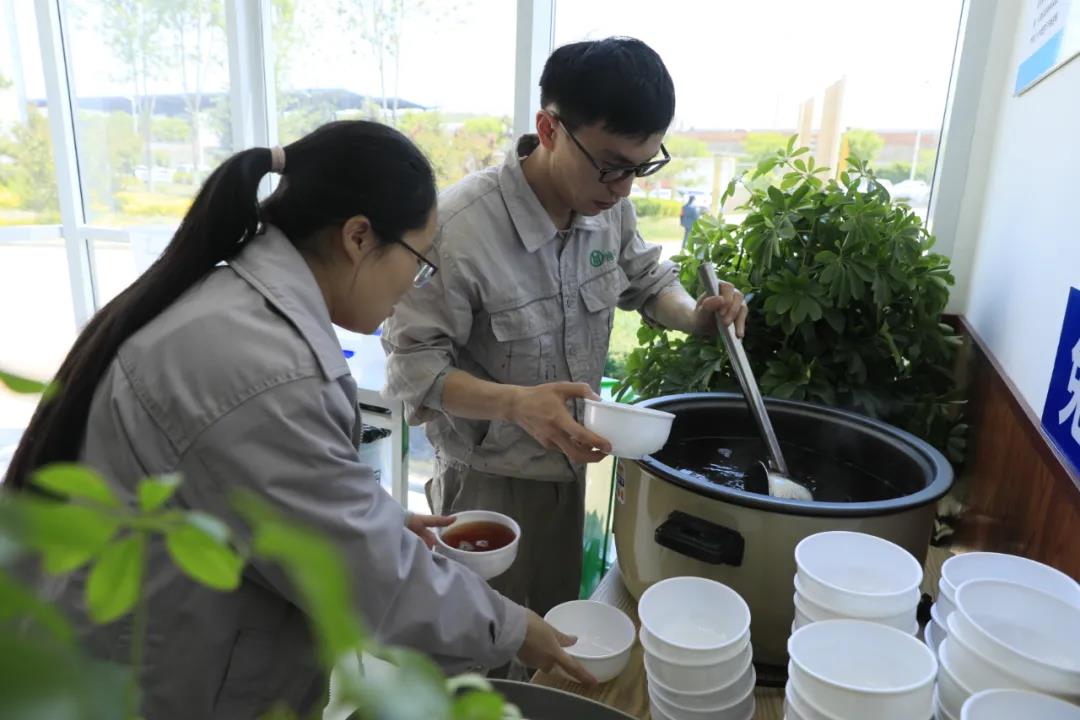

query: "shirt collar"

left=498, top=134, right=609, bottom=254
left=230, top=225, right=350, bottom=382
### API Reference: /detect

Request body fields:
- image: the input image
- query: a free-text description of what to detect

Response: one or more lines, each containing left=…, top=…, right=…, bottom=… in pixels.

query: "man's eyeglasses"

left=394, top=239, right=439, bottom=288
left=552, top=113, right=671, bottom=184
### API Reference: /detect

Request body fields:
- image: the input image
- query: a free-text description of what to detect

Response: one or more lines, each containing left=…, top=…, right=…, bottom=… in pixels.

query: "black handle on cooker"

left=654, top=511, right=744, bottom=566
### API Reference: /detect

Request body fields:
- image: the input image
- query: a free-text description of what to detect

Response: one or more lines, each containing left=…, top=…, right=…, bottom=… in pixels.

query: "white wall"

left=953, top=0, right=1080, bottom=414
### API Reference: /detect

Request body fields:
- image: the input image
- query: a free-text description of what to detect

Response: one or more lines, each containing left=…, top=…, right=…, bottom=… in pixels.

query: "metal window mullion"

left=514, top=0, right=555, bottom=138
left=35, top=0, right=95, bottom=326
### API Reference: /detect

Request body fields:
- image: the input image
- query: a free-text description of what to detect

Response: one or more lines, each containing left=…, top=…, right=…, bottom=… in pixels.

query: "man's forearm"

left=440, top=369, right=523, bottom=423
left=643, top=284, right=701, bottom=333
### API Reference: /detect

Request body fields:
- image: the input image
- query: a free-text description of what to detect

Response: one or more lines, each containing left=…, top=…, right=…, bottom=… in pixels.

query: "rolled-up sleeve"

left=180, top=375, right=525, bottom=672
left=615, top=199, right=680, bottom=312
left=382, top=240, right=476, bottom=425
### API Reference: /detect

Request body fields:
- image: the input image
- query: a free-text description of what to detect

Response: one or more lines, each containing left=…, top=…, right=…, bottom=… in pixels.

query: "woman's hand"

left=405, top=512, right=455, bottom=549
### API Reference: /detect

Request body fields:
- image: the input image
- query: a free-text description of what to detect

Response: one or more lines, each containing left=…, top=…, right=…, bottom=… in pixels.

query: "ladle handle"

left=697, top=262, right=791, bottom=477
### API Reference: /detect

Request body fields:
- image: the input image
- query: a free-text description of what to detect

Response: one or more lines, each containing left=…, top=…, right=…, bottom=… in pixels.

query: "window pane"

left=555, top=0, right=963, bottom=232
left=1, top=4, right=75, bottom=474
left=556, top=0, right=964, bottom=375
left=272, top=0, right=515, bottom=189
left=0, top=1, right=60, bottom=224
left=63, top=1, right=234, bottom=228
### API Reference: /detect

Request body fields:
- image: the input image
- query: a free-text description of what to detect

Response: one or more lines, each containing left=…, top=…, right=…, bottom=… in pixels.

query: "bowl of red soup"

left=434, top=510, right=521, bottom=580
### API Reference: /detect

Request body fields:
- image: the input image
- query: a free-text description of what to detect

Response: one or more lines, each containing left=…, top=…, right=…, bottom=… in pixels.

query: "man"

left=383, top=37, right=746, bottom=631
left=680, top=194, right=700, bottom=250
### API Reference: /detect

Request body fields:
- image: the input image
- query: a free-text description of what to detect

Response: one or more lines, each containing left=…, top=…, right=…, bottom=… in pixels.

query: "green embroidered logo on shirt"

left=590, top=250, right=615, bottom=267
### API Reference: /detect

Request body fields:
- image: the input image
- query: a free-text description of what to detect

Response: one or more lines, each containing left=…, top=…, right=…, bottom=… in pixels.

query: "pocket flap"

left=579, top=268, right=629, bottom=313
left=490, top=296, right=562, bottom=341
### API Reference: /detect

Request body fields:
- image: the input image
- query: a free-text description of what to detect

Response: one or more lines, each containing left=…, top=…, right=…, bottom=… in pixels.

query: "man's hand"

left=694, top=280, right=747, bottom=338
left=508, top=382, right=612, bottom=464
left=405, top=512, right=455, bottom=549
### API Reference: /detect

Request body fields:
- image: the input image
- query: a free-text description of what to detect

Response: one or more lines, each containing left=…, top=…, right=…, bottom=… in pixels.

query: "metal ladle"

left=698, top=262, right=813, bottom=501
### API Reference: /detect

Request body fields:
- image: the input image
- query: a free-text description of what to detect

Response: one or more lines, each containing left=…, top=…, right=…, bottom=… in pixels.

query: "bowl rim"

left=543, top=600, right=635, bottom=661
left=639, top=624, right=751, bottom=667
left=795, top=531, right=923, bottom=599
left=961, top=688, right=1080, bottom=718
left=954, top=579, right=1080, bottom=674
left=937, top=637, right=976, bottom=696
left=643, top=645, right=753, bottom=696
left=787, top=619, right=938, bottom=695
left=794, top=574, right=919, bottom=619
left=945, top=612, right=1031, bottom=686
left=584, top=398, right=676, bottom=420
left=631, top=392, right=953, bottom=517
left=942, top=552, right=1080, bottom=605
left=638, top=577, right=751, bottom=652
left=648, top=668, right=756, bottom=714
left=434, top=510, right=521, bottom=556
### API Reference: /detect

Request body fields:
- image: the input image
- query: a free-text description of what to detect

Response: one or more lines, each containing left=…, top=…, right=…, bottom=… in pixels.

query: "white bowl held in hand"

left=941, top=552, right=1080, bottom=609
left=638, top=577, right=751, bottom=663
left=961, top=689, right=1080, bottom=720
left=795, top=531, right=923, bottom=617
left=543, top=600, right=634, bottom=683
left=583, top=399, right=675, bottom=459
left=787, top=619, right=937, bottom=720
left=434, top=510, right=519, bottom=581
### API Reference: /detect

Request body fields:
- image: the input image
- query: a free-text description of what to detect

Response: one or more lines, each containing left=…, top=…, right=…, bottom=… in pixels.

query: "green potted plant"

left=619, top=139, right=967, bottom=515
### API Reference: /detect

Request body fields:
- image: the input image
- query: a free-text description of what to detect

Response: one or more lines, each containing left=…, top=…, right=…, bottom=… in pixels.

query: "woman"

left=5, top=121, right=592, bottom=719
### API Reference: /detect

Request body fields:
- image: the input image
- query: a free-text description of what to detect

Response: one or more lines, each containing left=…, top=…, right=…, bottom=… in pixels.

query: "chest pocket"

left=489, top=295, right=563, bottom=384
left=579, top=268, right=629, bottom=349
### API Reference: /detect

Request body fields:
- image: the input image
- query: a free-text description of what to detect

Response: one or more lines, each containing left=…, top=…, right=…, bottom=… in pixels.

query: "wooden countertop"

left=532, top=546, right=951, bottom=719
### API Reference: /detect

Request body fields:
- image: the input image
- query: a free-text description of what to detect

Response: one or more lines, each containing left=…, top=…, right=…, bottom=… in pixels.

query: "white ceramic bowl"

left=795, top=532, right=923, bottom=617
left=787, top=619, right=937, bottom=720
left=935, top=686, right=959, bottom=720
left=785, top=679, right=840, bottom=720
left=638, top=577, right=751, bottom=663
left=961, top=689, right=1080, bottom=720
left=945, top=612, right=1033, bottom=693
left=937, top=575, right=958, bottom=609
left=937, top=638, right=975, bottom=719
left=924, top=616, right=943, bottom=655
left=648, top=681, right=755, bottom=720
left=953, top=579, right=1080, bottom=698
left=941, top=552, right=1080, bottom=609
left=794, top=580, right=918, bottom=633
left=434, top=510, right=520, bottom=580
left=792, top=605, right=812, bottom=631
left=642, top=634, right=752, bottom=694
left=543, top=600, right=634, bottom=683
left=583, top=399, right=675, bottom=459
left=930, top=599, right=951, bottom=636
left=648, top=664, right=756, bottom=712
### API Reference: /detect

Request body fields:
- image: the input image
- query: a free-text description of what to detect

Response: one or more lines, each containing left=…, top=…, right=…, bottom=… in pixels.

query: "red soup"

left=442, top=521, right=515, bottom=552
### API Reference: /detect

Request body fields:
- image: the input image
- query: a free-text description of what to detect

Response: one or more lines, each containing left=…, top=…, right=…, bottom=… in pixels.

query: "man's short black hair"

left=539, top=37, right=675, bottom=140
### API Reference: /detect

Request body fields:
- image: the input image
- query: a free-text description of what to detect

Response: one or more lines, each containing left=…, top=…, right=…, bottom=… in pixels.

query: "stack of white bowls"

left=786, top=619, right=938, bottom=720
left=637, top=577, right=756, bottom=720
left=792, top=531, right=923, bottom=635
left=959, top=689, right=1080, bottom=720
left=928, top=551, right=1080, bottom=656
left=932, top=578, right=1080, bottom=720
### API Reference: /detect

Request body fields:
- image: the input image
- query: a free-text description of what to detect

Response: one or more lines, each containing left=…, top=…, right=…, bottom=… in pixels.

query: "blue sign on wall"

left=1041, top=287, right=1080, bottom=476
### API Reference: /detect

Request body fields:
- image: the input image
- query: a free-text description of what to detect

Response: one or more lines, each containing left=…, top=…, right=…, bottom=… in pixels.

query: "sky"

left=4, top=0, right=964, bottom=132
